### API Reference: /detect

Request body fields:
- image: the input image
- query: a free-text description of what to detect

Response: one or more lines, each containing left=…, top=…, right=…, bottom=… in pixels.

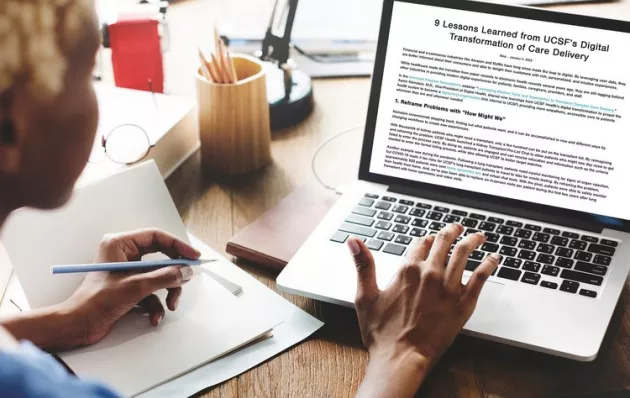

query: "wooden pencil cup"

left=196, top=54, right=272, bottom=175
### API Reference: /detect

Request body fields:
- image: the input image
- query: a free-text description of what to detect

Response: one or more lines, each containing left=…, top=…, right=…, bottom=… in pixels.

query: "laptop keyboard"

left=330, top=193, right=621, bottom=299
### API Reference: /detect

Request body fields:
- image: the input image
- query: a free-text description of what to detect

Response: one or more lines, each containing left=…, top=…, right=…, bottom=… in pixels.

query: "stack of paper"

left=1, top=161, right=323, bottom=397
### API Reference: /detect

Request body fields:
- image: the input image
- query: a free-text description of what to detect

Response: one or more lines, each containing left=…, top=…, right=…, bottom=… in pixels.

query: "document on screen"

left=370, top=2, right=630, bottom=220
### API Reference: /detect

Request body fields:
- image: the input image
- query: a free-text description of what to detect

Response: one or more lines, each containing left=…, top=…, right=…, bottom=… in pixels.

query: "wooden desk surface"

left=164, top=1, right=630, bottom=396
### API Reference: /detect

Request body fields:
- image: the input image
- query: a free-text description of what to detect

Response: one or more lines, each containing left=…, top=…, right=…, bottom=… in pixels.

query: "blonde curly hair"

left=0, top=0, right=95, bottom=101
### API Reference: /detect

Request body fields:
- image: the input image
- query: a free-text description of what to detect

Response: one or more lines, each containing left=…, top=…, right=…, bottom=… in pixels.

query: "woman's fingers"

left=104, top=228, right=201, bottom=260
left=347, top=238, right=381, bottom=305
left=166, top=287, right=183, bottom=311
left=444, top=232, right=486, bottom=290
left=425, top=224, right=464, bottom=272
left=405, top=235, right=436, bottom=266
left=138, top=294, right=165, bottom=326
left=126, top=265, right=193, bottom=298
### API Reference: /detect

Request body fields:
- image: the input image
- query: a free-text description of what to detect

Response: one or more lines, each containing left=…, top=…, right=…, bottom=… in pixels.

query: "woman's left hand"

left=65, top=228, right=200, bottom=346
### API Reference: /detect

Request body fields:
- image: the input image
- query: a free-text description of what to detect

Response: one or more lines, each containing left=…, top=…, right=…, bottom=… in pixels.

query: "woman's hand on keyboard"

left=347, top=223, right=500, bottom=398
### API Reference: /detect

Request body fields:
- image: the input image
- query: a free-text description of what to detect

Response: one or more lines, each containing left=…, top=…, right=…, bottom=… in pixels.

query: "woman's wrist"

left=0, top=301, right=88, bottom=352
left=357, top=344, right=433, bottom=398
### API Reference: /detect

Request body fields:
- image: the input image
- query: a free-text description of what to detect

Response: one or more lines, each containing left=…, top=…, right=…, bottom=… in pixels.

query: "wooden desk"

left=163, top=1, right=630, bottom=396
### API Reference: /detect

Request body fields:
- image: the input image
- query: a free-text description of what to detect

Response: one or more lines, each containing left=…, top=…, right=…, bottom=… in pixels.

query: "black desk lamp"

left=261, top=0, right=314, bottom=129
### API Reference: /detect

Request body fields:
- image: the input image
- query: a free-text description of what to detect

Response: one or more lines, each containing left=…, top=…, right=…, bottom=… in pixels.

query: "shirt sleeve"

left=0, top=341, right=122, bottom=398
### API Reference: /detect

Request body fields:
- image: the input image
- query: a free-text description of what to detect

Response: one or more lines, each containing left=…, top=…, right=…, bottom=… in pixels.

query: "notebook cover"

left=226, top=185, right=339, bottom=271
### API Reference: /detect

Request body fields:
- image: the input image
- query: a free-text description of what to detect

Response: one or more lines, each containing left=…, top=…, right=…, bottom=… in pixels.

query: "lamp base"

left=265, top=65, right=314, bottom=130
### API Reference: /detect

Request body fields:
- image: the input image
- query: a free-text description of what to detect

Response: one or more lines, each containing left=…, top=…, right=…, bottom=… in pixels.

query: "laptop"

left=277, top=0, right=630, bottom=361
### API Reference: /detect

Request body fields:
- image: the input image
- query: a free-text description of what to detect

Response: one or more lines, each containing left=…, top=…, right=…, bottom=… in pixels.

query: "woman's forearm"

left=357, top=347, right=432, bottom=398
left=0, top=302, right=86, bottom=352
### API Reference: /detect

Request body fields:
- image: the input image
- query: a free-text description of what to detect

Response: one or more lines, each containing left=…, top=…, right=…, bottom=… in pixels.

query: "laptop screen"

left=366, top=0, right=630, bottom=224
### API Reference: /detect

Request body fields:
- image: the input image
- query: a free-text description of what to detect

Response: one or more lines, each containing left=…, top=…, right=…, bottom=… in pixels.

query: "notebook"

left=1, top=161, right=275, bottom=396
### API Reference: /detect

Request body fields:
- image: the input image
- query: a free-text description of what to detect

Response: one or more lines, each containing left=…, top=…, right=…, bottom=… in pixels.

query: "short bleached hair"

left=0, top=0, right=95, bottom=101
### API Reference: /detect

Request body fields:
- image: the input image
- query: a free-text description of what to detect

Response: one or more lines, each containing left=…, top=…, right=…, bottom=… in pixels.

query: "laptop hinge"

left=389, top=185, right=603, bottom=233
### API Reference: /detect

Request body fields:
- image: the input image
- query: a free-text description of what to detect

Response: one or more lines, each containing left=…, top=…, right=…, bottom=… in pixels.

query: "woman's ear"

left=0, top=95, right=21, bottom=175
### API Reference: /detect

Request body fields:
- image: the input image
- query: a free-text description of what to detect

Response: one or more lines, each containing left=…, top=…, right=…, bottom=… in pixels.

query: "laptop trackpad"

left=462, top=276, right=504, bottom=329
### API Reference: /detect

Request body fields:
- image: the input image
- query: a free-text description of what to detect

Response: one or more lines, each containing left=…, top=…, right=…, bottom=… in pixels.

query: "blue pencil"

left=51, top=258, right=218, bottom=274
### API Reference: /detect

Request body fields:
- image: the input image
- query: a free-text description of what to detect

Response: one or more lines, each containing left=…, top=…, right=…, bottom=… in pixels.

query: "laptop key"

left=541, top=265, right=560, bottom=277
left=375, top=221, right=392, bottom=230
left=364, top=193, right=379, bottom=199
left=560, top=280, right=579, bottom=293
left=350, top=235, right=367, bottom=243
left=521, top=272, right=540, bottom=285
left=532, top=232, right=550, bottom=243
left=561, top=269, right=603, bottom=286
left=524, top=224, right=542, bottom=231
left=496, top=225, right=514, bottom=235
left=339, top=223, right=377, bottom=238
left=556, top=247, right=574, bottom=258
left=506, top=220, right=523, bottom=228
left=536, top=254, right=554, bottom=264
left=500, top=236, right=518, bottom=246
left=593, top=255, right=612, bottom=266
left=395, top=235, right=413, bottom=245
left=470, top=250, right=485, bottom=261
left=346, top=214, right=375, bottom=227
left=383, top=243, right=406, bottom=256
left=452, top=210, right=468, bottom=216
left=543, top=228, right=560, bottom=235
left=514, top=229, right=532, bottom=239
left=465, top=228, right=479, bottom=236
left=412, top=218, right=428, bottom=228
left=581, top=235, right=598, bottom=243
left=358, top=198, right=375, bottom=207
left=481, top=243, right=499, bottom=253
left=541, top=281, right=558, bottom=289
left=575, top=251, right=593, bottom=262
left=461, top=218, right=478, bottom=228
left=416, top=202, right=432, bottom=209
left=485, top=233, right=500, bottom=243
left=579, top=289, right=597, bottom=298
left=556, top=257, right=574, bottom=268
left=382, top=196, right=397, bottom=202
left=378, top=212, right=394, bottom=221
left=392, top=224, right=409, bottom=234
left=518, top=240, right=536, bottom=250
left=394, top=215, right=411, bottom=224
left=469, top=213, right=486, bottom=220
left=488, top=217, right=504, bottom=224
left=377, top=231, right=395, bottom=241
left=443, top=215, right=461, bottom=223
left=523, top=261, right=541, bottom=272
left=330, top=231, right=349, bottom=243
left=426, top=211, right=443, bottom=221
left=500, top=246, right=517, bottom=257
left=399, top=200, right=414, bottom=206
left=434, top=206, right=450, bottom=213
left=562, top=231, right=579, bottom=239
left=498, top=267, right=521, bottom=281
left=478, top=222, right=496, bottom=232
left=366, top=239, right=384, bottom=251
left=409, top=208, right=426, bottom=217
left=600, top=239, right=618, bottom=248
left=517, top=250, right=536, bottom=260
left=569, top=240, right=587, bottom=250
left=550, top=236, right=569, bottom=246
left=504, top=258, right=522, bottom=268
left=352, top=206, right=377, bottom=217
left=575, top=261, right=607, bottom=276
left=375, top=201, right=391, bottom=210
left=429, top=222, right=446, bottom=231
left=537, top=243, right=554, bottom=254
left=587, top=243, right=616, bottom=257
left=410, top=228, right=427, bottom=237
left=392, top=205, right=409, bottom=214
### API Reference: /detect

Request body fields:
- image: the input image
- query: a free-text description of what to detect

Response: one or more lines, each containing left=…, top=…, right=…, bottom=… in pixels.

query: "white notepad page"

left=1, top=161, right=275, bottom=396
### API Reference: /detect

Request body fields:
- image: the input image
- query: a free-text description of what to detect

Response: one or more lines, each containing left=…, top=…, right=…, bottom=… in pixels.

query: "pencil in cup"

left=195, top=53, right=272, bottom=175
